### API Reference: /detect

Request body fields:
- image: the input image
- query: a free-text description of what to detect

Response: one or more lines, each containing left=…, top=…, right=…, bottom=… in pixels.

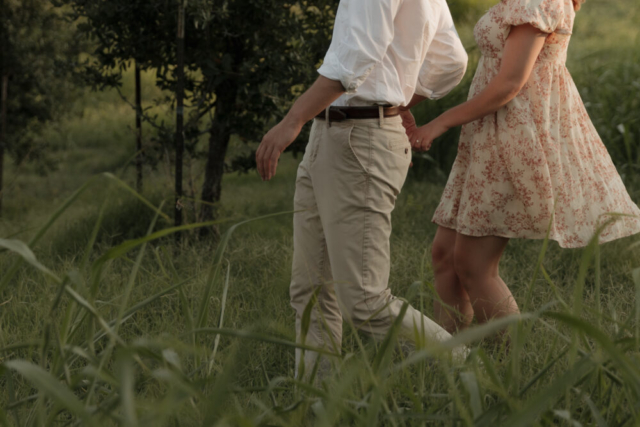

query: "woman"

left=401, top=0, right=640, bottom=333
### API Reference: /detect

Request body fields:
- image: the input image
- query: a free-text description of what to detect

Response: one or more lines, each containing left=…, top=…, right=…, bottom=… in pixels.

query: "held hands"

left=256, top=117, right=302, bottom=181
left=400, top=109, right=449, bottom=152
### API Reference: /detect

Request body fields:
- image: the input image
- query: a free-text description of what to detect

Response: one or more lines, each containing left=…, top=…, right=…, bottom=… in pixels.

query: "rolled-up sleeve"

left=416, top=3, right=468, bottom=99
left=318, top=0, right=403, bottom=94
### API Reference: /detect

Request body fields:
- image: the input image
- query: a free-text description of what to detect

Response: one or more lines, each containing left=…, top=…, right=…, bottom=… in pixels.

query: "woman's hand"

left=409, top=117, right=450, bottom=151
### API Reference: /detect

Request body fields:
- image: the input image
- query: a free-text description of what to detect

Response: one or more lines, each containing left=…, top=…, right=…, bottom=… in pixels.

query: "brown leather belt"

left=315, top=105, right=401, bottom=122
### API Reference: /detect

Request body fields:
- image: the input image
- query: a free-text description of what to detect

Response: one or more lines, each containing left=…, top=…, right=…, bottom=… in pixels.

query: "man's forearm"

left=283, top=76, right=345, bottom=128
left=400, top=94, right=428, bottom=111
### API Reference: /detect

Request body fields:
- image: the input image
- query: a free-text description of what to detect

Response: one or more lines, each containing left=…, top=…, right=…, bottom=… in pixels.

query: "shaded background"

left=1, top=0, right=640, bottom=425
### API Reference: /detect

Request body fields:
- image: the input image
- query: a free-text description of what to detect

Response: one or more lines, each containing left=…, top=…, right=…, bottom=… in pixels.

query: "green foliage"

left=448, top=0, right=497, bottom=23
left=0, top=1, right=639, bottom=425
left=58, top=0, right=338, bottom=220
left=0, top=0, right=83, bottom=166
left=1, top=173, right=640, bottom=425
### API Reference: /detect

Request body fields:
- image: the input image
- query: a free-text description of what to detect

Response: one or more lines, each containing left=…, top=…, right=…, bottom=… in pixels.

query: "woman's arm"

left=409, top=23, right=549, bottom=151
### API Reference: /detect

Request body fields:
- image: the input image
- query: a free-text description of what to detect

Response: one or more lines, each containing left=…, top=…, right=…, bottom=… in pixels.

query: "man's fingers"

left=256, top=143, right=264, bottom=180
left=258, top=143, right=269, bottom=181
left=262, top=146, right=273, bottom=181
left=269, top=152, right=280, bottom=180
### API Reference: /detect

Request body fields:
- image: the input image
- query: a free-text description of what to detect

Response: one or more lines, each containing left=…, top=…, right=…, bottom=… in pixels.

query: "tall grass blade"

left=395, top=313, right=536, bottom=370
left=297, top=285, right=322, bottom=381
left=94, top=218, right=232, bottom=266
left=633, top=268, right=640, bottom=350
left=523, top=210, right=555, bottom=312
left=4, top=360, right=93, bottom=423
left=545, top=311, right=640, bottom=394
left=0, top=173, right=167, bottom=294
left=115, top=202, right=163, bottom=332
left=573, top=387, right=607, bottom=427
left=192, top=327, right=341, bottom=357
left=116, top=351, right=138, bottom=427
left=372, top=301, right=408, bottom=373
left=518, top=347, right=569, bottom=397
left=102, top=172, right=170, bottom=221
left=64, top=286, right=124, bottom=345
left=79, top=187, right=113, bottom=272
left=207, top=261, right=232, bottom=375
left=65, top=277, right=194, bottom=363
left=194, top=211, right=295, bottom=330
left=460, top=371, right=483, bottom=420
left=502, top=357, right=594, bottom=426
left=0, top=239, right=61, bottom=283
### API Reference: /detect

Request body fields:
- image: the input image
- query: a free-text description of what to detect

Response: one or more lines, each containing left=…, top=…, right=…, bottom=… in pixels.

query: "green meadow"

left=1, top=0, right=640, bottom=425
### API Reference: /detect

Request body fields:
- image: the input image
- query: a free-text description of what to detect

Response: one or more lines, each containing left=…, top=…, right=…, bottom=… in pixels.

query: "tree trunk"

left=199, top=82, right=238, bottom=237
left=199, top=120, right=231, bottom=231
left=0, top=75, right=7, bottom=215
left=135, top=61, right=143, bottom=193
left=174, top=0, right=186, bottom=237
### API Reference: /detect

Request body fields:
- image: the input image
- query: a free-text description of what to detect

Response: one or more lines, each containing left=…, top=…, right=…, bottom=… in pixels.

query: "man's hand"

left=400, top=109, right=418, bottom=141
left=255, top=76, right=345, bottom=182
left=409, top=116, right=449, bottom=152
left=256, top=117, right=303, bottom=181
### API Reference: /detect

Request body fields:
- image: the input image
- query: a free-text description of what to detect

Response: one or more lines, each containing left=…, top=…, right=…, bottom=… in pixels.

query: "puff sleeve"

left=502, top=0, right=572, bottom=34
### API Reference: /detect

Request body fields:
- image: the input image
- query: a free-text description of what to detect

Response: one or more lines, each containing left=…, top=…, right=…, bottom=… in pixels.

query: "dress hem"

left=431, top=219, right=640, bottom=249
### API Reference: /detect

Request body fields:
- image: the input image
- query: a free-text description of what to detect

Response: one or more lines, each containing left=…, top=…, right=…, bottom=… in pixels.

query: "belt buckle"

left=331, top=107, right=348, bottom=122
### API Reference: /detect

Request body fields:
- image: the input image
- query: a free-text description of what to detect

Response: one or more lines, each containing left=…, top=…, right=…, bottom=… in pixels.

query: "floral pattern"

left=432, top=0, right=640, bottom=248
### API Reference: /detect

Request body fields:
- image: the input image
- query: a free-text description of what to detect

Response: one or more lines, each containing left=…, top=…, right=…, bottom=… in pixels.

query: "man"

left=256, top=0, right=469, bottom=380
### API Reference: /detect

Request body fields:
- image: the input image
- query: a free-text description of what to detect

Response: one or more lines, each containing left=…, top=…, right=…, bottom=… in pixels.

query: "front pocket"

left=388, top=136, right=411, bottom=150
left=386, top=134, right=412, bottom=163
left=344, top=124, right=370, bottom=174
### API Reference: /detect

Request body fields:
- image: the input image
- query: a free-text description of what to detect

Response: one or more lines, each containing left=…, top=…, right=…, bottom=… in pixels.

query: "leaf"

left=115, top=351, right=138, bottom=427
left=545, top=311, right=640, bottom=394
left=502, top=357, right=594, bottom=426
left=102, top=172, right=170, bottom=221
left=394, top=313, right=537, bottom=371
left=573, top=387, right=607, bottom=427
left=460, top=372, right=483, bottom=420
left=195, top=211, right=296, bottom=329
left=0, top=239, right=60, bottom=283
left=192, top=328, right=341, bottom=358
left=4, top=360, right=93, bottom=422
left=372, top=300, right=409, bottom=373
left=207, top=262, right=232, bottom=375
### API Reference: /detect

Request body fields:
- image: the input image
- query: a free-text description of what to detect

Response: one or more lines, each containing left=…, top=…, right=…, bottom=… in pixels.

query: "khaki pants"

left=290, top=115, right=458, bottom=380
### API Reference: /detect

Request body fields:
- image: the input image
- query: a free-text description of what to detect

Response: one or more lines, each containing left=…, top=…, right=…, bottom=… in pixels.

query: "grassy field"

left=2, top=0, right=640, bottom=425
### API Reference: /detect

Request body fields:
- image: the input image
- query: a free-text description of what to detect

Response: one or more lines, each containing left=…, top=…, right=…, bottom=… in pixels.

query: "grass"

left=1, top=0, right=640, bottom=425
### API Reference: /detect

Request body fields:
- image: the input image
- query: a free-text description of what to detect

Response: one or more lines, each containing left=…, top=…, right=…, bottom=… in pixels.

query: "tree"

left=0, top=0, right=82, bottom=214
left=175, top=0, right=186, bottom=232
left=189, top=0, right=337, bottom=227
left=62, top=0, right=337, bottom=232
left=58, top=0, right=179, bottom=194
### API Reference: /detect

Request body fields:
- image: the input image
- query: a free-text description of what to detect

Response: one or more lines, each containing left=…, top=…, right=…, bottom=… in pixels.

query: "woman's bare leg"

left=432, top=227, right=474, bottom=333
left=453, top=233, right=519, bottom=323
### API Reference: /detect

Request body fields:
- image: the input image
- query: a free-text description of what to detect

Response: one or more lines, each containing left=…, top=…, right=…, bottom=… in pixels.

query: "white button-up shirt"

left=318, top=0, right=468, bottom=107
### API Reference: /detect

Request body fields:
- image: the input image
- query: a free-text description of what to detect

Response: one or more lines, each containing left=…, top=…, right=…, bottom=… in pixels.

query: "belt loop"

left=325, top=106, right=332, bottom=128
left=378, top=105, right=385, bottom=128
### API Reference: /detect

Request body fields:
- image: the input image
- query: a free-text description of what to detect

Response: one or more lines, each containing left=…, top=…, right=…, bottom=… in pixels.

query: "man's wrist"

left=283, top=109, right=306, bottom=130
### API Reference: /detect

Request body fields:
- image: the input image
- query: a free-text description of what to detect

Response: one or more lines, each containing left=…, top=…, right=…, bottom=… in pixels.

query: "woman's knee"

left=453, top=245, right=481, bottom=285
left=432, top=235, right=455, bottom=274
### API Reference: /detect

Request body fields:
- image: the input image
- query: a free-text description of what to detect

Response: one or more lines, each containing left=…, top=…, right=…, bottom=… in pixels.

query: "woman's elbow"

left=499, top=79, right=525, bottom=104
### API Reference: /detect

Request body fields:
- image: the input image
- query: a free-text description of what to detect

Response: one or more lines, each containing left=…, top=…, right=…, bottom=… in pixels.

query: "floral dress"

left=432, top=0, right=640, bottom=248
